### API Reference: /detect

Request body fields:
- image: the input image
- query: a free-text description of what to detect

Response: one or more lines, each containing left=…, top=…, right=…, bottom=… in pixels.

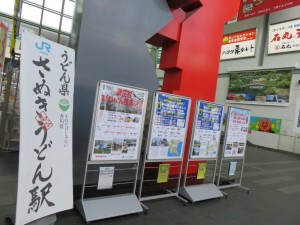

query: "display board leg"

left=239, top=185, right=251, bottom=194
left=6, top=213, right=57, bottom=225
left=221, top=191, right=229, bottom=198
left=140, top=202, right=149, bottom=213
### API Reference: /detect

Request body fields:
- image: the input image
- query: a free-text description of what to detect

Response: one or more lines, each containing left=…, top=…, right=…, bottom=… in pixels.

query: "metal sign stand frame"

left=216, top=106, right=251, bottom=197
left=179, top=101, right=224, bottom=203
left=75, top=81, right=148, bottom=223
left=138, top=92, right=191, bottom=210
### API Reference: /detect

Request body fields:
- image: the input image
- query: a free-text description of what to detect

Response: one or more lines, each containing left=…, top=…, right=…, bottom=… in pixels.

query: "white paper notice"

left=228, top=161, right=237, bottom=176
left=293, top=98, right=300, bottom=133
left=97, top=167, right=115, bottom=190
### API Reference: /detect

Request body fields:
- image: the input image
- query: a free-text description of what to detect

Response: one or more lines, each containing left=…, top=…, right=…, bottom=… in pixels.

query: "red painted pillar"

left=148, top=0, right=240, bottom=176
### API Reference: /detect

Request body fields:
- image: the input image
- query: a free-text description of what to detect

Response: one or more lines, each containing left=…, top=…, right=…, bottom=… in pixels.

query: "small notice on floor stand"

left=228, top=162, right=237, bottom=176
left=98, top=167, right=115, bottom=190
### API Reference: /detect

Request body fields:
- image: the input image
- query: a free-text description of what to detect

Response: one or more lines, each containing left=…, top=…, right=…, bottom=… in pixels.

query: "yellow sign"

left=197, top=163, right=207, bottom=180
left=157, top=164, right=170, bottom=183
left=10, top=0, right=19, bottom=56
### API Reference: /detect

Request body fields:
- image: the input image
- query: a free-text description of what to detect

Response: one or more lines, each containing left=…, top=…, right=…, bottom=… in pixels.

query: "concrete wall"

left=217, top=6, right=300, bottom=154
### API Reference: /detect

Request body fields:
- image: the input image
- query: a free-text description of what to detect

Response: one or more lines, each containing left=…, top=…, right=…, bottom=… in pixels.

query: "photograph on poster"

left=90, top=82, right=147, bottom=161
left=94, top=140, right=112, bottom=154
left=190, top=102, right=224, bottom=159
left=147, top=93, right=190, bottom=160
left=227, top=70, right=292, bottom=106
left=224, top=107, right=251, bottom=158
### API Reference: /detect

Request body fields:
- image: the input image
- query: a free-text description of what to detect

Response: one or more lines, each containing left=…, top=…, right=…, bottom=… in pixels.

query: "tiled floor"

left=1, top=146, right=300, bottom=225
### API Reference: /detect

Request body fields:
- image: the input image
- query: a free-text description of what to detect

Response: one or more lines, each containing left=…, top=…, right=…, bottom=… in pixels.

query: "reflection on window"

left=0, top=0, right=15, bottom=15
left=45, top=0, right=63, bottom=12
left=61, top=17, right=72, bottom=33
left=42, top=11, right=60, bottom=30
left=21, top=3, right=42, bottom=23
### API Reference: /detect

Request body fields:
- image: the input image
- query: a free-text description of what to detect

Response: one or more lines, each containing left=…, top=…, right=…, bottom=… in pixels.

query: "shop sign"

left=268, top=19, right=300, bottom=54
left=220, top=28, right=257, bottom=60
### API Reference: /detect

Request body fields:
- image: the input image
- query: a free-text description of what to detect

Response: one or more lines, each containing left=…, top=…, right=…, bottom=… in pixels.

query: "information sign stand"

left=216, top=106, right=251, bottom=195
left=138, top=92, right=191, bottom=209
left=75, top=81, right=148, bottom=222
left=179, top=101, right=224, bottom=203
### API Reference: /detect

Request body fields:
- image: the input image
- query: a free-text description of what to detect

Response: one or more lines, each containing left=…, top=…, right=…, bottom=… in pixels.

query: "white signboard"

left=17, top=32, right=74, bottom=225
left=220, top=28, right=257, bottom=60
left=224, top=107, right=251, bottom=158
left=97, top=167, right=115, bottom=190
left=268, top=19, right=300, bottom=54
left=293, top=97, right=300, bottom=133
left=147, top=92, right=191, bottom=160
left=190, top=101, right=224, bottom=159
left=90, top=81, right=148, bottom=161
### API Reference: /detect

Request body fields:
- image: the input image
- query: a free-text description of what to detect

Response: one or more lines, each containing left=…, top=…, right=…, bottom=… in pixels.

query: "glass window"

left=26, top=0, right=43, bottom=6
left=63, top=0, right=74, bottom=16
left=45, top=0, right=63, bottom=12
left=21, top=3, right=42, bottom=24
left=42, top=10, right=60, bottom=29
left=0, top=0, right=15, bottom=15
left=61, top=16, right=72, bottom=33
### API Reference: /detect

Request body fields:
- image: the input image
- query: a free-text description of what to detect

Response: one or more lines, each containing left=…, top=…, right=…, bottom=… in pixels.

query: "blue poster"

left=191, top=101, right=224, bottom=159
left=148, top=93, right=191, bottom=160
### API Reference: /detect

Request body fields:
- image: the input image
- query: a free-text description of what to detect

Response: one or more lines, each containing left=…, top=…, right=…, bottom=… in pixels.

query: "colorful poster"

left=268, top=19, right=300, bottom=54
left=197, top=163, right=207, bottom=180
left=97, top=167, right=115, bottom=190
left=0, top=22, right=8, bottom=73
left=224, top=107, right=251, bottom=158
left=227, top=70, right=292, bottom=106
left=17, top=32, right=74, bottom=225
left=90, top=82, right=148, bottom=161
left=147, top=92, right=191, bottom=160
left=190, top=101, right=224, bottom=159
left=250, top=116, right=282, bottom=134
left=293, top=97, right=300, bottom=133
left=237, top=0, right=300, bottom=22
left=228, top=161, right=237, bottom=176
left=157, top=164, right=170, bottom=183
left=221, top=29, right=257, bottom=60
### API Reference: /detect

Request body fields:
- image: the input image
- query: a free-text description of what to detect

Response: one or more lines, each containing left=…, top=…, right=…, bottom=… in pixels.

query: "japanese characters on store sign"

left=221, top=28, right=257, bottom=60
left=237, top=0, right=299, bottom=22
left=268, top=19, right=300, bottom=54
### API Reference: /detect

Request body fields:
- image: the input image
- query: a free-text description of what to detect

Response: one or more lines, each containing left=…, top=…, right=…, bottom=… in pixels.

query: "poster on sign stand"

left=138, top=92, right=191, bottom=210
left=75, top=81, right=148, bottom=223
left=179, top=101, right=224, bottom=203
left=16, top=32, right=75, bottom=225
left=217, top=106, right=251, bottom=196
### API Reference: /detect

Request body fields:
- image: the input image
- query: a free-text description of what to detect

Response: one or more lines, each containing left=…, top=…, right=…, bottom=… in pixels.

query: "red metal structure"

left=148, top=0, right=240, bottom=176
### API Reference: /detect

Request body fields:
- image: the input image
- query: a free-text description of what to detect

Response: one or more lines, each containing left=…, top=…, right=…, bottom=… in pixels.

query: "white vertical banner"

left=16, top=32, right=74, bottom=225
left=294, top=98, right=300, bottom=133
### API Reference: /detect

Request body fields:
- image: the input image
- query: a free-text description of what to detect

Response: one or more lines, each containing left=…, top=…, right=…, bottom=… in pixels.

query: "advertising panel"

left=221, top=28, right=257, bottom=60
left=190, top=101, right=224, bottom=159
left=227, top=70, right=292, bottom=106
left=147, top=92, right=191, bottom=160
left=17, top=32, right=74, bottom=225
left=90, top=82, right=148, bottom=161
left=224, top=107, right=251, bottom=158
left=250, top=116, right=282, bottom=134
left=237, top=0, right=300, bottom=22
left=268, top=19, right=300, bottom=54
